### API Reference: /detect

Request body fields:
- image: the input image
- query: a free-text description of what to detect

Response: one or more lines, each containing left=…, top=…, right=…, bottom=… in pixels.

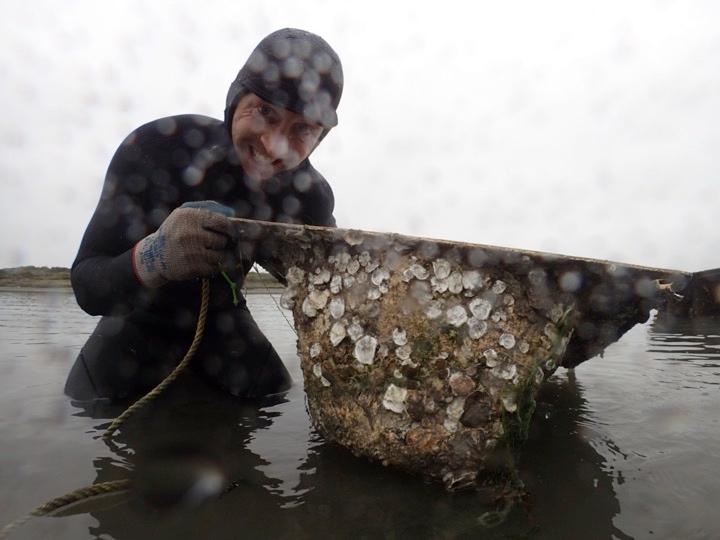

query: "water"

left=1, top=289, right=719, bottom=539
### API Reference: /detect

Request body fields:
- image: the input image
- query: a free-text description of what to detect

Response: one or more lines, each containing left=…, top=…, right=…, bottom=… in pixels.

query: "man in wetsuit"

left=65, top=28, right=343, bottom=402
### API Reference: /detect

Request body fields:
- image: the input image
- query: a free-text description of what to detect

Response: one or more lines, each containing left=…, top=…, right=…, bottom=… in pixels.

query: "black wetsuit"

left=65, top=114, right=335, bottom=402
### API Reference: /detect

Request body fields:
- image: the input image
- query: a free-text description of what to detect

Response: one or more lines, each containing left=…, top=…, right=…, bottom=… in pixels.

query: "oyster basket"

left=232, top=218, right=686, bottom=490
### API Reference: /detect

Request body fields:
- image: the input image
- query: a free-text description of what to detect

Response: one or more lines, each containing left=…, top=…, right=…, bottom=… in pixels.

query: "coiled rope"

left=103, top=278, right=210, bottom=440
left=0, top=480, right=131, bottom=539
left=1, top=278, right=211, bottom=538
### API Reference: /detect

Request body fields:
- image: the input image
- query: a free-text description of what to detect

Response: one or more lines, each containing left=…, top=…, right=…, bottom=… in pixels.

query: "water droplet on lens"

left=410, top=281, right=432, bottom=304
left=559, top=271, right=582, bottom=292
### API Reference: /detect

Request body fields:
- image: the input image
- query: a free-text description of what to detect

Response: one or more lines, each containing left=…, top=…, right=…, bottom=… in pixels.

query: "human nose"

left=259, top=129, right=290, bottom=160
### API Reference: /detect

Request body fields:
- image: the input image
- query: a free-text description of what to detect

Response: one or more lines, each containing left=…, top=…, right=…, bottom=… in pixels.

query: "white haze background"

left=1, top=0, right=718, bottom=271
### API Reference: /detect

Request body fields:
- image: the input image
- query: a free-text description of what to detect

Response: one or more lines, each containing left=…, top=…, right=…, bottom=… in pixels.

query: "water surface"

left=1, top=289, right=719, bottom=539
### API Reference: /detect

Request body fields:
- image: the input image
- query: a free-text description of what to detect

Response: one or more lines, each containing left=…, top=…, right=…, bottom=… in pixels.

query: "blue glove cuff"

left=180, top=200, right=236, bottom=218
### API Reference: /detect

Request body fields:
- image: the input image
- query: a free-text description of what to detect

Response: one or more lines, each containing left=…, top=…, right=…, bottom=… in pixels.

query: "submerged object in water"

left=232, top=218, right=689, bottom=490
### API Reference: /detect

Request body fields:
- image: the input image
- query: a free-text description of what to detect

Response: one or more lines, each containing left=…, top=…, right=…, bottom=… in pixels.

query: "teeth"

left=250, top=146, right=272, bottom=166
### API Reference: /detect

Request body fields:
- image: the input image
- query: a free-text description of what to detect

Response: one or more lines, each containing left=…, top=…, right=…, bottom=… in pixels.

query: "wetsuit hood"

left=224, top=28, right=343, bottom=136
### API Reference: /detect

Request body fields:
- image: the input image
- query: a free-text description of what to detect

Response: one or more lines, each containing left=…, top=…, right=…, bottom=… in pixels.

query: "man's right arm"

left=72, top=123, right=235, bottom=316
left=71, top=130, right=158, bottom=316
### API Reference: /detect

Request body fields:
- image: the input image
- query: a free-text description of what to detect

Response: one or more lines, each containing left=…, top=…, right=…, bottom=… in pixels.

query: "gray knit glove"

left=132, top=202, right=235, bottom=288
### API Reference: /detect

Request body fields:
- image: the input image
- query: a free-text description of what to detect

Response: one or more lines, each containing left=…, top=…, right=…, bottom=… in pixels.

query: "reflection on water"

left=1, top=290, right=719, bottom=539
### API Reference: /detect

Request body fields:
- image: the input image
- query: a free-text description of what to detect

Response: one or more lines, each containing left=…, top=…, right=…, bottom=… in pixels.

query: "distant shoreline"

left=0, top=266, right=284, bottom=291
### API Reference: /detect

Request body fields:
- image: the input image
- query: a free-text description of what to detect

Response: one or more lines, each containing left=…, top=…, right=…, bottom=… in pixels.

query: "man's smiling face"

left=230, top=93, right=325, bottom=181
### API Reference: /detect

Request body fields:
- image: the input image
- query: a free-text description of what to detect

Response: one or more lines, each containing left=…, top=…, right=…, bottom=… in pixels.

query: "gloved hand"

left=132, top=201, right=236, bottom=288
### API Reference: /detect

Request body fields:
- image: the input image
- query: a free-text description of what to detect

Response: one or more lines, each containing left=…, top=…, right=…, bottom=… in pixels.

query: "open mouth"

left=248, top=145, right=271, bottom=166
left=249, top=145, right=285, bottom=172
left=243, top=145, right=283, bottom=180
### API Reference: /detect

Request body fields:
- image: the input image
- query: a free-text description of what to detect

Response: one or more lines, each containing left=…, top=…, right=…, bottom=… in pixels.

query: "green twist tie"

left=220, top=270, right=239, bottom=307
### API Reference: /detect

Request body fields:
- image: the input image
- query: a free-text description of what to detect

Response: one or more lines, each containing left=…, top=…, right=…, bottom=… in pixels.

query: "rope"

left=2, top=268, right=292, bottom=537
left=102, top=278, right=210, bottom=440
left=0, top=279, right=212, bottom=539
left=0, top=480, right=131, bottom=539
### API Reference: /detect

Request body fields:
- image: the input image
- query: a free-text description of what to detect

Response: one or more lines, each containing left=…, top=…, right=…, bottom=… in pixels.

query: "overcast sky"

left=1, top=0, right=718, bottom=272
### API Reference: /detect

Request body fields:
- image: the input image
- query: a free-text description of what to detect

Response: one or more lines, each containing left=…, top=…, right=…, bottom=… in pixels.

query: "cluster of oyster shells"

left=288, top=250, right=566, bottom=396
left=283, top=245, right=571, bottom=489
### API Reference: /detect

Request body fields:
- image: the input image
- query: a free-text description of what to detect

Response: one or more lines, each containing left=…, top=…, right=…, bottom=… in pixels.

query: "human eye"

left=255, top=103, right=278, bottom=122
left=294, top=123, right=320, bottom=140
